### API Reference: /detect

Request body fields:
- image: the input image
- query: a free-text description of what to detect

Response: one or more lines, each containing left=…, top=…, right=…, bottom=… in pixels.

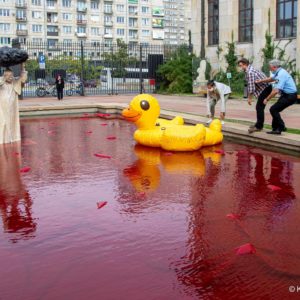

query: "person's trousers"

left=255, top=85, right=272, bottom=129
left=209, top=94, right=230, bottom=117
left=270, top=92, right=297, bottom=131
left=57, top=89, right=63, bottom=100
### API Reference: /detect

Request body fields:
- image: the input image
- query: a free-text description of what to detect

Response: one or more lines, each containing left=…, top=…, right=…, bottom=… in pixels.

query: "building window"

left=63, top=26, right=72, bottom=34
left=62, top=0, right=71, bottom=7
left=0, top=23, right=10, bottom=32
left=208, top=0, right=219, bottom=45
left=117, top=28, right=125, bottom=36
left=0, top=9, right=10, bottom=17
left=90, top=1, right=99, bottom=10
left=117, top=16, right=125, bottom=24
left=31, top=0, right=41, bottom=5
left=0, top=37, right=11, bottom=45
left=32, top=24, right=43, bottom=32
left=63, top=13, right=72, bottom=20
left=277, top=0, right=298, bottom=38
left=239, top=0, right=253, bottom=42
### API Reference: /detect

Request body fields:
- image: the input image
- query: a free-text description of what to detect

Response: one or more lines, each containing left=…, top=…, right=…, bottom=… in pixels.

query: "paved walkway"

left=20, top=94, right=300, bottom=129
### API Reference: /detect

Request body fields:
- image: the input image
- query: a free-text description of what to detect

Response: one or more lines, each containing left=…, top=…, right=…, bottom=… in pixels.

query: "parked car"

left=84, top=80, right=97, bottom=88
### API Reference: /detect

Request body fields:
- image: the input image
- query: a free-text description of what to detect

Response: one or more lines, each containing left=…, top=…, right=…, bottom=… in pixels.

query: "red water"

left=0, top=116, right=300, bottom=300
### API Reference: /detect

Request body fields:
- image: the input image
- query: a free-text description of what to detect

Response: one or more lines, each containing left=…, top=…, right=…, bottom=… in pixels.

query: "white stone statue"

left=195, top=59, right=207, bottom=84
left=193, top=59, right=207, bottom=94
left=0, top=63, right=27, bottom=144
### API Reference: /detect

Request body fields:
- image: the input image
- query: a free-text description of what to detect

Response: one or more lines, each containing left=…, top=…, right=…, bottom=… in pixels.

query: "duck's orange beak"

left=122, top=107, right=141, bottom=122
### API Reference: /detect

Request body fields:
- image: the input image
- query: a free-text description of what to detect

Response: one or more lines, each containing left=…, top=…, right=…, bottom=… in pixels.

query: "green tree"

left=102, top=39, right=136, bottom=78
left=157, top=44, right=194, bottom=93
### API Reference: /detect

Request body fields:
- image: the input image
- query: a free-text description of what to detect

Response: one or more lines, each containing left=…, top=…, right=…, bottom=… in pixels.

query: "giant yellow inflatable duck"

left=122, top=94, right=223, bottom=151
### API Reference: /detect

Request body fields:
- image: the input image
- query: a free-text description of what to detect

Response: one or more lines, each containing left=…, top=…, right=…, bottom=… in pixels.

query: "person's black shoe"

left=267, top=129, right=281, bottom=135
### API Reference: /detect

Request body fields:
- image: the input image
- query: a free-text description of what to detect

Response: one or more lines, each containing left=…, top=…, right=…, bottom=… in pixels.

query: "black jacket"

left=56, top=78, right=64, bottom=90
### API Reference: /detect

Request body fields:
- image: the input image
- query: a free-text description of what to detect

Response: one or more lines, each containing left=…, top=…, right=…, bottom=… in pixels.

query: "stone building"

left=0, top=0, right=191, bottom=47
left=191, top=0, right=299, bottom=72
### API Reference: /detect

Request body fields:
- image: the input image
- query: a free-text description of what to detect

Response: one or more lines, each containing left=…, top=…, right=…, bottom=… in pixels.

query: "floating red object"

left=83, top=113, right=89, bottom=116
left=96, top=113, right=111, bottom=118
left=226, top=213, right=240, bottom=220
left=20, top=167, right=31, bottom=173
left=47, top=130, right=55, bottom=135
left=101, top=123, right=108, bottom=126
left=267, top=184, right=282, bottom=191
left=97, top=201, right=107, bottom=209
left=238, top=150, right=248, bottom=154
left=94, top=153, right=112, bottom=159
left=13, top=152, right=20, bottom=156
left=235, top=243, right=256, bottom=255
left=215, top=150, right=225, bottom=155
left=163, top=152, right=173, bottom=156
left=106, top=136, right=116, bottom=140
left=86, top=131, right=93, bottom=134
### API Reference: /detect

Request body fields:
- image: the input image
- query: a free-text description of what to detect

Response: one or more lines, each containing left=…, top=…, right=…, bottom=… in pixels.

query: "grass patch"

left=224, top=118, right=300, bottom=134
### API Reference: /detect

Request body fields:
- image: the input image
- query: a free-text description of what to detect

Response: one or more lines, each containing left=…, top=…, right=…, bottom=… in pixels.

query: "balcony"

left=47, top=31, right=59, bottom=36
left=77, top=7, right=87, bottom=13
left=129, top=35, right=138, bottom=41
left=47, top=19, right=58, bottom=23
left=76, top=32, right=87, bottom=38
left=16, top=29, right=28, bottom=36
left=104, top=33, right=113, bottom=38
left=16, top=16, right=27, bottom=22
left=129, top=11, right=138, bottom=16
left=104, top=21, right=113, bottom=26
left=15, top=1, right=27, bottom=8
left=77, top=19, right=87, bottom=25
left=104, top=9, right=113, bottom=14
left=129, top=23, right=138, bottom=28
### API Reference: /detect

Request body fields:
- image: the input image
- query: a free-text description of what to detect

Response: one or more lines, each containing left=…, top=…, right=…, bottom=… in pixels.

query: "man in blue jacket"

left=255, top=59, right=297, bottom=135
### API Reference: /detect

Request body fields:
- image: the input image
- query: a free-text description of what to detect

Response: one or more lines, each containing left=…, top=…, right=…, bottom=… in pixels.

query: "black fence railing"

left=14, top=41, right=184, bottom=98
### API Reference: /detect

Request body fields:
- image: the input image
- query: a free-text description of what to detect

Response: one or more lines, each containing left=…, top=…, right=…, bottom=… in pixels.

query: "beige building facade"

left=0, top=0, right=191, bottom=47
left=191, top=0, right=300, bottom=72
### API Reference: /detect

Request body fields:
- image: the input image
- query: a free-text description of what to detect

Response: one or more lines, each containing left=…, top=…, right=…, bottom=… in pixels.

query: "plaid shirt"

left=245, top=65, right=269, bottom=98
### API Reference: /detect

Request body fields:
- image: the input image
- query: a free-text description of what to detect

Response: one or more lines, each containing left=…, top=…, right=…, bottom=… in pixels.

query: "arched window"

left=277, top=0, right=298, bottom=38
left=208, top=0, right=219, bottom=45
left=239, top=0, right=253, bottom=42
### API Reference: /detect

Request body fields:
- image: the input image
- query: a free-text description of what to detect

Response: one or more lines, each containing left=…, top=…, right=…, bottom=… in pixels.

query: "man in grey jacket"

left=206, top=80, right=231, bottom=125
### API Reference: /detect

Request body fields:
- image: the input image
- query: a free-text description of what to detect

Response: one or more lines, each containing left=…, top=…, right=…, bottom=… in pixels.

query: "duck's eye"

left=140, top=100, right=150, bottom=111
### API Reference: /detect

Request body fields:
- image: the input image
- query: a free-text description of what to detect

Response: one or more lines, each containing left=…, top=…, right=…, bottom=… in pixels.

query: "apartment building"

left=191, top=0, right=300, bottom=71
left=0, top=0, right=192, bottom=47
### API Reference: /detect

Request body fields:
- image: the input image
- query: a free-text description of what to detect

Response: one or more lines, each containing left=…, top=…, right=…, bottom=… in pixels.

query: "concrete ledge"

left=19, top=102, right=300, bottom=156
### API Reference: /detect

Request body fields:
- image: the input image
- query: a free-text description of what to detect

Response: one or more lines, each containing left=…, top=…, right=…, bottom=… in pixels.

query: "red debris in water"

left=96, top=113, right=111, bottom=118
left=226, top=213, right=240, bottom=220
left=235, top=243, right=256, bottom=255
left=94, top=153, right=112, bottom=159
left=13, top=152, right=20, bottom=156
left=86, top=131, right=93, bottom=134
left=83, top=113, right=89, bottom=116
left=100, top=123, right=108, bottom=126
left=80, top=117, right=90, bottom=120
left=106, top=136, right=116, bottom=140
left=47, top=130, right=55, bottom=135
left=267, top=185, right=282, bottom=191
left=20, top=167, right=31, bottom=173
left=22, top=139, right=37, bottom=145
left=97, top=201, right=107, bottom=209
left=215, top=150, right=225, bottom=155
left=238, top=150, right=248, bottom=154
left=163, top=152, right=173, bottom=156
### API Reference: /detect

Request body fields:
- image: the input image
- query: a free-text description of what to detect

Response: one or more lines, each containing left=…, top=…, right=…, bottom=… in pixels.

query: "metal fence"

left=16, top=41, right=183, bottom=98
